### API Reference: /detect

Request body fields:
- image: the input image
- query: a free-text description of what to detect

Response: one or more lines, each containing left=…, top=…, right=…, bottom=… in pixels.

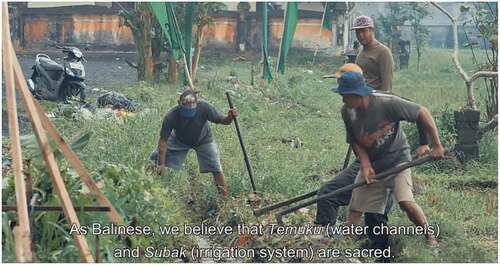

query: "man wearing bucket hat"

left=325, top=71, right=444, bottom=246
left=352, top=15, right=393, bottom=92
left=151, top=89, right=237, bottom=197
left=318, top=65, right=435, bottom=256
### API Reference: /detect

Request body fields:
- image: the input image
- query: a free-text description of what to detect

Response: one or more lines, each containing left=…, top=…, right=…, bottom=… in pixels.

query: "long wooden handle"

left=275, top=156, right=434, bottom=218
left=225, top=92, right=257, bottom=192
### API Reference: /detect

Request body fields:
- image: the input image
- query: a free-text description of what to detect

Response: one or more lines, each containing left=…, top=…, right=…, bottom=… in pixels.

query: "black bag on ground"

left=97, top=92, right=138, bottom=112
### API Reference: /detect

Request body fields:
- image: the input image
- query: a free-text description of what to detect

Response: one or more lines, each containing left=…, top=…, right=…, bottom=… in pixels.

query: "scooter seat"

left=39, top=58, right=64, bottom=71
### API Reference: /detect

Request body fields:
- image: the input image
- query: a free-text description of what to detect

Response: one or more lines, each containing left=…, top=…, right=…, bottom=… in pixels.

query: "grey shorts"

left=150, top=137, right=223, bottom=173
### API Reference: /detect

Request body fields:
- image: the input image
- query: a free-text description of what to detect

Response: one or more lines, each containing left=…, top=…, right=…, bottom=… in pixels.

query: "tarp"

left=277, top=2, right=298, bottom=74
left=150, top=2, right=183, bottom=61
left=260, top=2, right=273, bottom=81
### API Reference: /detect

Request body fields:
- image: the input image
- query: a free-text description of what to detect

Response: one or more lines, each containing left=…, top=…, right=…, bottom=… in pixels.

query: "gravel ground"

left=2, top=51, right=139, bottom=136
left=16, top=51, right=138, bottom=89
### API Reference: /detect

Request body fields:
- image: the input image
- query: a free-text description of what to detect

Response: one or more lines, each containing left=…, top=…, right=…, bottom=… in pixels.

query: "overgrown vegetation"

left=461, top=2, right=498, bottom=119
left=2, top=48, right=497, bottom=262
left=376, top=2, right=431, bottom=70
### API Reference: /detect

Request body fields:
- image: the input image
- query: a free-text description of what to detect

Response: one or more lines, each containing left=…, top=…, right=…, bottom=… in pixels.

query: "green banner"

left=277, top=2, right=299, bottom=74
left=260, top=2, right=273, bottom=81
left=322, top=3, right=334, bottom=30
left=150, top=2, right=183, bottom=61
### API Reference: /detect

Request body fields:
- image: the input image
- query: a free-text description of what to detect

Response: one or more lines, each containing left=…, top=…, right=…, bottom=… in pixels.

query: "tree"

left=377, top=3, right=407, bottom=69
left=461, top=2, right=498, bottom=119
left=408, top=3, right=430, bottom=72
left=191, top=2, right=226, bottom=81
left=431, top=2, right=497, bottom=111
left=377, top=3, right=430, bottom=71
left=119, top=3, right=156, bottom=82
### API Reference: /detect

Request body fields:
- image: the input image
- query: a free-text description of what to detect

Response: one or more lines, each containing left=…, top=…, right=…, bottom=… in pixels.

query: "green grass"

left=2, top=48, right=497, bottom=262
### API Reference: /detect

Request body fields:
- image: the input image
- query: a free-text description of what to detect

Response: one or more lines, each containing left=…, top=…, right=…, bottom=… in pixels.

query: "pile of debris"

left=49, top=92, right=140, bottom=123
left=97, top=92, right=138, bottom=112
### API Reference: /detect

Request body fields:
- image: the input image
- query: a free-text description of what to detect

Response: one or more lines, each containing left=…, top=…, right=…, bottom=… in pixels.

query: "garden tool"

left=225, top=91, right=258, bottom=195
left=274, top=155, right=435, bottom=224
left=254, top=144, right=354, bottom=217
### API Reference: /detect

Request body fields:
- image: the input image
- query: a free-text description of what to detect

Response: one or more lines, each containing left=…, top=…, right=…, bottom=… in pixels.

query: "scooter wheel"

left=65, top=82, right=86, bottom=102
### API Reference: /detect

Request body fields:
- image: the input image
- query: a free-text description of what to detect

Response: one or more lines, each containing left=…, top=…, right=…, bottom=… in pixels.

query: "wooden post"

left=251, top=64, right=254, bottom=86
left=12, top=226, right=28, bottom=262
left=2, top=3, right=33, bottom=262
left=3, top=5, right=94, bottom=261
left=487, top=192, right=494, bottom=215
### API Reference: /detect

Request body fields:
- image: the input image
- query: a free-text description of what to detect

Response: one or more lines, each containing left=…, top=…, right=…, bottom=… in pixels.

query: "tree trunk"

left=120, top=3, right=155, bottom=83
left=192, top=24, right=205, bottom=81
left=134, top=30, right=146, bottom=81
left=141, top=6, right=154, bottom=82
left=151, top=19, right=164, bottom=84
left=168, top=54, right=179, bottom=83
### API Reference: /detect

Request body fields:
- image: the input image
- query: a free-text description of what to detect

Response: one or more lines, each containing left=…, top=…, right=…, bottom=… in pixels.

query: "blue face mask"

left=180, top=106, right=197, bottom=118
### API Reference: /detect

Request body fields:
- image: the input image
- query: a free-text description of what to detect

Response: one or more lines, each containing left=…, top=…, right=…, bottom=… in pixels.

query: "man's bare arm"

left=353, top=143, right=376, bottom=184
left=217, top=108, right=238, bottom=125
left=417, top=107, right=445, bottom=159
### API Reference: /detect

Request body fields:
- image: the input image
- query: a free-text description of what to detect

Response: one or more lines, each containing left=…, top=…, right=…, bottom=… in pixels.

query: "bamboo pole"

left=2, top=3, right=33, bottom=262
left=312, top=3, right=328, bottom=64
left=182, top=53, right=195, bottom=89
left=12, top=226, right=27, bottom=261
left=3, top=6, right=94, bottom=261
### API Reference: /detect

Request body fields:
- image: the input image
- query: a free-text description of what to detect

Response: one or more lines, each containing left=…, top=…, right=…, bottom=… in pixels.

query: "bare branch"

left=430, top=2, right=455, bottom=21
left=470, top=71, right=498, bottom=83
left=480, top=114, right=498, bottom=138
left=431, top=1, right=499, bottom=110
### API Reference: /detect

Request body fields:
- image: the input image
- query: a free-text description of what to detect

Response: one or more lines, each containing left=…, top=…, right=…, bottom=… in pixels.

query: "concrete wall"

left=200, top=16, right=334, bottom=50
left=22, top=14, right=135, bottom=50
left=14, top=6, right=336, bottom=52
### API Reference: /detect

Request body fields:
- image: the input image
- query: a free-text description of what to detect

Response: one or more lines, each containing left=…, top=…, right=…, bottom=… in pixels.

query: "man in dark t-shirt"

left=150, top=89, right=237, bottom=197
left=326, top=71, right=444, bottom=246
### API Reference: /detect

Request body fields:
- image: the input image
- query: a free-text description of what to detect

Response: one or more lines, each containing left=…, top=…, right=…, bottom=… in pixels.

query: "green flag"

left=322, top=3, right=334, bottom=30
left=150, top=2, right=183, bottom=61
left=277, top=2, right=299, bottom=74
left=260, top=2, right=273, bottom=81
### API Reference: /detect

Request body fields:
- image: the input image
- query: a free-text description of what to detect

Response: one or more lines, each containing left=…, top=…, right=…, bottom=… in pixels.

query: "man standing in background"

left=353, top=15, right=394, bottom=92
